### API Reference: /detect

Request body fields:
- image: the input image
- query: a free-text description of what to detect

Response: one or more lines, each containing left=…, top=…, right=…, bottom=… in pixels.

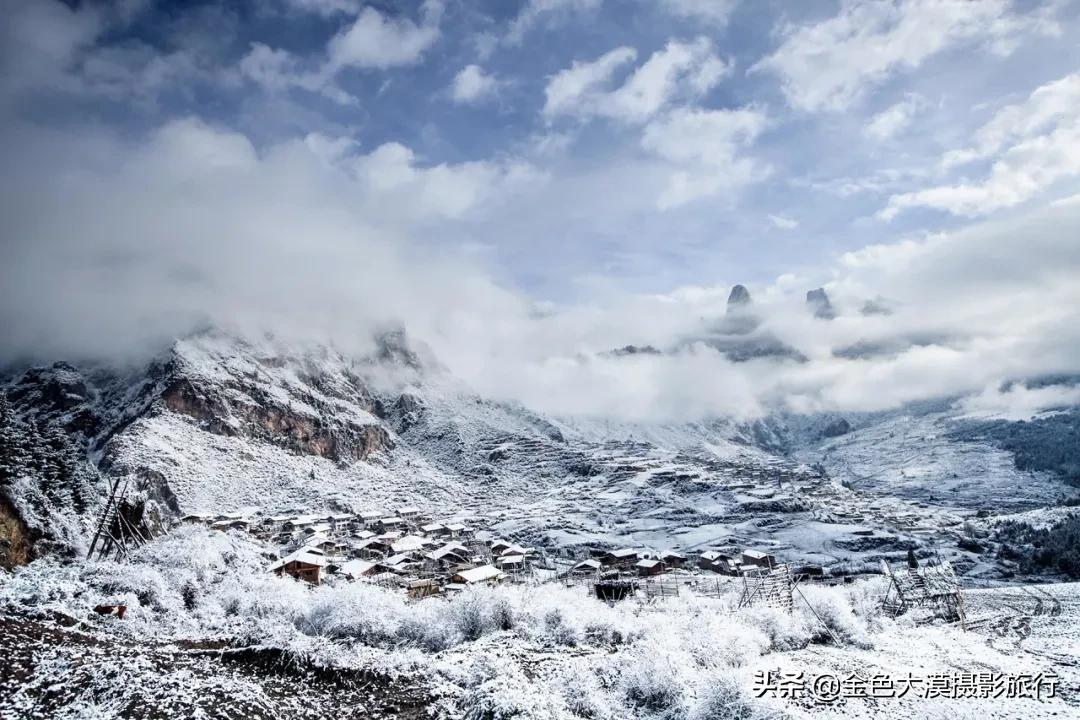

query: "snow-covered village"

left=3, top=1, right=1080, bottom=719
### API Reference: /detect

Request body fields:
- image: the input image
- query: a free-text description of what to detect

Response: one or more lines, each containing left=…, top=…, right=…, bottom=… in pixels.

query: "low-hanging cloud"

left=2, top=114, right=1080, bottom=423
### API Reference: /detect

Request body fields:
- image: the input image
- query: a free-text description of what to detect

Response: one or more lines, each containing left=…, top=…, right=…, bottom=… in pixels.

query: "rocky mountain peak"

left=806, top=288, right=835, bottom=320
left=726, top=284, right=752, bottom=311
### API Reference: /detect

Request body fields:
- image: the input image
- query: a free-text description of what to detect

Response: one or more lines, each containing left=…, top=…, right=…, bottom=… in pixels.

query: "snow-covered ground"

left=1, top=526, right=1076, bottom=720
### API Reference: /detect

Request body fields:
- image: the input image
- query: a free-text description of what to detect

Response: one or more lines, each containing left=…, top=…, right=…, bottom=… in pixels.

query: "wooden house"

left=570, top=559, right=602, bottom=575
left=452, top=565, right=504, bottom=586
left=741, top=549, right=776, bottom=569
left=635, top=559, right=663, bottom=577
left=660, top=551, right=686, bottom=569
left=269, top=549, right=326, bottom=585
left=603, top=548, right=639, bottom=567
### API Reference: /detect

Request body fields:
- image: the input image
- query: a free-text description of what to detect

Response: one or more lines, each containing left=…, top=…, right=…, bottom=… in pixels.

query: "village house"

left=407, top=578, right=440, bottom=599
left=353, top=537, right=393, bottom=559
left=356, top=511, right=382, bottom=528
left=497, top=555, right=526, bottom=573
left=338, top=559, right=378, bottom=580
left=397, top=506, right=422, bottom=520
left=390, top=535, right=429, bottom=554
left=378, top=553, right=419, bottom=574
left=284, top=515, right=318, bottom=532
left=426, top=543, right=471, bottom=567
left=452, top=564, right=504, bottom=586
left=603, top=548, right=639, bottom=567
left=741, top=549, right=775, bottom=569
left=698, top=550, right=730, bottom=570
left=444, top=523, right=471, bottom=538
left=489, top=539, right=515, bottom=555
left=635, top=558, right=663, bottom=577
left=570, top=559, right=602, bottom=575
left=179, top=513, right=212, bottom=525
left=420, top=522, right=447, bottom=537
left=269, top=548, right=326, bottom=585
left=376, top=517, right=405, bottom=533
left=660, top=551, right=686, bottom=569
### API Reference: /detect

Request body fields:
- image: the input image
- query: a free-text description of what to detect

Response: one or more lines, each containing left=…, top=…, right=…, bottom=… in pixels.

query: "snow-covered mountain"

left=1, top=328, right=1077, bottom=577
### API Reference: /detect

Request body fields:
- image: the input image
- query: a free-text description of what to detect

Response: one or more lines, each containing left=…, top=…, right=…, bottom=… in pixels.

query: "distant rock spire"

left=806, top=288, right=835, bottom=320
left=727, top=284, right=751, bottom=312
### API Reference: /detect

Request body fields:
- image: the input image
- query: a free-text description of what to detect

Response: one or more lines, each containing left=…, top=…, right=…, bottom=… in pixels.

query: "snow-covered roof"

left=636, top=559, right=660, bottom=568
left=606, top=548, right=638, bottom=558
left=455, top=565, right=503, bottom=584
left=268, top=549, right=327, bottom=572
left=427, top=543, right=469, bottom=560
left=420, top=523, right=445, bottom=533
left=573, top=559, right=601, bottom=570
left=497, top=555, right=525, bottom=566
left=381, top=553, right=416, bottom=568
left=339, top=559, right=376, bottom=578
left=391, top=535, right=428, bottom=553
left=398, top=506, right=420, bottom=515
left=358, top=511, right=381, bottom=519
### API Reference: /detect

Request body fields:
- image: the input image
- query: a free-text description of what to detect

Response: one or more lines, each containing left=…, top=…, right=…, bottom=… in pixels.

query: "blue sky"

left=4, top=0, right=1080, bottom=420
left=6, top=0, right=1080, bottom=303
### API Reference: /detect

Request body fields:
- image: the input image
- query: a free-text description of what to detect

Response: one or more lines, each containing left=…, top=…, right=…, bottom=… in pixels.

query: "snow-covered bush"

left=688, top=672, right=772, bottom=720
left=796, top=584, right=872, bottom=648
left=738, top=605, right=811, bottom=652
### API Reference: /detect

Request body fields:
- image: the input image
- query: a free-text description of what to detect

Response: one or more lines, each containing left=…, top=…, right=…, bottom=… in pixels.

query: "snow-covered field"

left=1, top=526, right=1076, bottom=720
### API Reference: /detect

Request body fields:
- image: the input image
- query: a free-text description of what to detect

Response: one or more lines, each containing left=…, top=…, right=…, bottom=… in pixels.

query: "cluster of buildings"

left=568, top=545, right=781, bottom=579
left=182, top=510, right=813, bottom=597
left=183, top=507, right=540, bottom=596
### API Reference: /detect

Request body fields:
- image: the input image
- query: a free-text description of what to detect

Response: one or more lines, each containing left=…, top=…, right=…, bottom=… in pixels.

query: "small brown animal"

left=93, top=604, right=127, bottom=620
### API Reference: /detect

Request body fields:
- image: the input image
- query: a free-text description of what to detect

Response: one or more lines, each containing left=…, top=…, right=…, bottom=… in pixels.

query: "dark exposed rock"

left=806, top=288, right=835, bottom=320
left=608, top=345, right=662, bottom=357
left=821, top=418, right=852, bottom=438
left=727, top=284, right=752, bottom=310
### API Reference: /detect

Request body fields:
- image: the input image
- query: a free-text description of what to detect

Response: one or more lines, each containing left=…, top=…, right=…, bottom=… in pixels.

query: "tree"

left=0, top=394, right=31, bottom=487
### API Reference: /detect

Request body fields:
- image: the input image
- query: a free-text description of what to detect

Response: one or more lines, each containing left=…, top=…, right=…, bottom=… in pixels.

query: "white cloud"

left=543, top=39, right=731, bottom=123
left=543, top=46, right=637, bottom=119
left=753, top=0, right=1059, bottom=112
left=451, top=64, right=497, bottom=104
left=326, top=5, right=440, bottom=71
left=768, top=214, right=798, bottom=229
left=941, top=72, right=1080, bottom=169
left=507, top=0, right=602, bottom=44
left=659, top=0, right=739, bottom=25
left=641, top=106, right=770, bottom=208
left=880, top=72, right=1080, bottom=219
left=863, top=93, right=926, bottom=140
left=282, top=0, right=360, bottom=17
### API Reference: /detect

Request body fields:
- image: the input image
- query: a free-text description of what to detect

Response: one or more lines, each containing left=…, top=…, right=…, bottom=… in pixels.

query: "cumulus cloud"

left=506, top=0, right=603, bottom=44
left=641, top=107, right=770, bottom=208
left=880, top=73, right=1080, bottom=219
left=863, top=93, right=927, bottom=140
left=451, top=64, right=498, bottom=104
left=753, top=0, right=1059, bottom=112
left=3, top=0, right=1080, bottom=427
left=0, top=117, right=536, bottom=363
left=543, top=39, right=731, bottom=123
left=326, top=3, right=442, bottom=71
left=659, top=0, right=739, bottom=26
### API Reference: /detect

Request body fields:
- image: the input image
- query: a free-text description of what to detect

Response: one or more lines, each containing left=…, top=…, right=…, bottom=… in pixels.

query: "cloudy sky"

left=2, top=0, right=1080, bottom=419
